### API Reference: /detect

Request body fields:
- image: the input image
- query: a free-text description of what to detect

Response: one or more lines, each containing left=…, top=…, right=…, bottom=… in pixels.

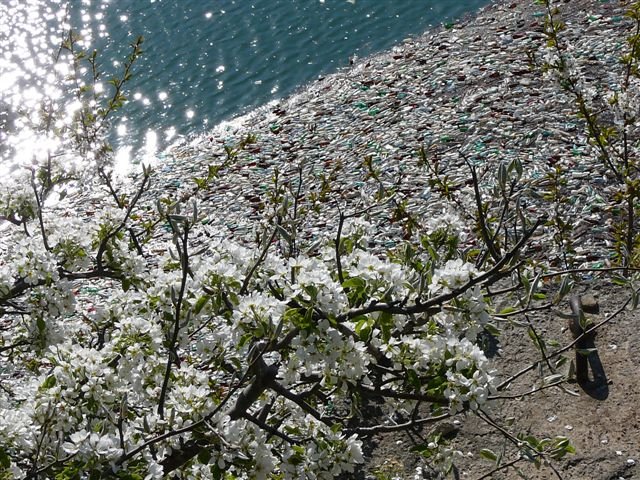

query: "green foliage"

left=479, top=448, right=499, bottom=462
left=342, top=276, right=368, bottom=307
left=517, top=434, right=575, bottom=466
left=0, top=449, right=10, bottom=471
left=52, top=460, right=85, bottom=480
left=370, top=459, right=404, bottom=480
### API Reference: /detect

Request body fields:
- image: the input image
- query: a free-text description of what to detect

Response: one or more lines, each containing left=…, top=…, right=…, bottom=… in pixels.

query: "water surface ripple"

left=0, top=0, right=492, bottom=166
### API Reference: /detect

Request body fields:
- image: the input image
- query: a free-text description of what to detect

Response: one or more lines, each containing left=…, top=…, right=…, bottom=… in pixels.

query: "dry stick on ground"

left=493, top=302, right=554, bottom=319
left=524, top=311, right=556, bottom=373
left=540, top=266, right=640, bottom=278
left=347, top=412, right=452, bottom=436
left=488, top=378, right=566, bottom=401
left=473, top=457, right=524, bottom=480
left=496, top=289, right=635, bottom=391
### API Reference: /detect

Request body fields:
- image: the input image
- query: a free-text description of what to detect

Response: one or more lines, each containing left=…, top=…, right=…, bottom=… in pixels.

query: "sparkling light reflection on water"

left=1, top=0, right=491, bottom=173
left=0, top=0, right=68, bottom=176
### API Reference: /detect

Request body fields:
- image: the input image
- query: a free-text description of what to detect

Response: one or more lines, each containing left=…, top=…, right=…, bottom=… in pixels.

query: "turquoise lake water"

left=1, top=0, right=492, bottom=164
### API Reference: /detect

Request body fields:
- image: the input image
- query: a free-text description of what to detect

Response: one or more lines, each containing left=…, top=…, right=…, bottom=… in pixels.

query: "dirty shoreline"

left=127, top=0, right=617, bottom=271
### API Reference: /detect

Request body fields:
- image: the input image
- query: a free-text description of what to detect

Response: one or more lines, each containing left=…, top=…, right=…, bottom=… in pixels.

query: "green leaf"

left=522, top=435, right=540, bottom=450
left=521, top=274, right=531, bottom=295
left=197, top=448, right=212, bottom=464
left=42, top=375, right=56, bottom=389
left=342, top=276, right=368, bottom=307
left=357, top=326, right=371, bottom=342
left=479, top=448, right=498, bottom=462
left=407, top=369, right=421, bottom=390
left=611, top=275, right=628, bottom=286
left=354, top=316, right=373, bottom=341
left=194, top=295, right=209, bottom=315
left=0, top=448, right=10, bottom=469
left=36, top=317, right=46, bottom=334
left=558, top=275, right=573, bottom=297
left=512, top=157, right=523, bottom=179
left=341, top=277, right=366, bottom=290
left=528, top=327, right=545, bottom=353
left=554, top=355, right=568, bottom=369
left=411, top=442, right=436, bottom=458
left=303, top=284, right=318, bottom=301
left=576, top=348, right=597, bottom=356
left=283, top=308, right=312, bottom=330
left=568, top=359, right=576, bottom=379
left=483, top=323, right=501, bottom=337
left=379, top=311, right=394, bottom=342
left=497, top=162, right=508, bottom=192
left=275, top=224, right=292, bottom=245
left=632, top=289, right=639, bottom=310
left=543, top=373, right=563, bottom=385
left=193, top=177, right=207, bottom=189
left=498, top=306, right=516, bottom=315
left=549, top=436, right=575, bottom=459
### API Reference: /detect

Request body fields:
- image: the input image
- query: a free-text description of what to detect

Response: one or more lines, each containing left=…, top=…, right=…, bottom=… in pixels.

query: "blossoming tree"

left=2, top=1, right=637, bottom=479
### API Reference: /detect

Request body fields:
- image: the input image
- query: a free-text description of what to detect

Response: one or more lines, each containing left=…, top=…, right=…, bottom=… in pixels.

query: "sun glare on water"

left=0, top=0, right=151, bottom=182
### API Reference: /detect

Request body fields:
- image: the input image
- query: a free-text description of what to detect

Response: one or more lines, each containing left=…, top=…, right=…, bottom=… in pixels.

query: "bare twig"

left=158, top=219, right=191, bottom=419
left=346, top=412, right=451, bottom=436
left=96, top=170, right=151, bottom=273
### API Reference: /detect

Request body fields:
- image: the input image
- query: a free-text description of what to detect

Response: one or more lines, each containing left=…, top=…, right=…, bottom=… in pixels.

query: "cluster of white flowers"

left=344, top=249, right=409, bottom=299
left=283, top=318, right=370, bottom=387
left=4, top=236, right=59, bottom=286
left=61, top=430, right=122, bottom=459
left=443, top=337, right=495, bottom=412
left=0, top=175, right=37, bottom=223
left=431, top=258, right=478, bottom=293
left=0, top=157, right=506, bottom=480
left=606, top=79, right=640, bottom=133
left=279, top=418, right=364, bottom=479
left=424, top=208, right=465, bottom=237
left=287, top=255, right=348, bottom=314
left=340, top=215, right=376, bottom=243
